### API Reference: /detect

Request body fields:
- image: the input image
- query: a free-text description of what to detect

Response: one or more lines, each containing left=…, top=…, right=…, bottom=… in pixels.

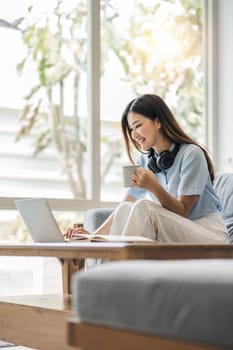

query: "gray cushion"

left=84, top=208, right=114, bottom=232
left=72, top=259, right=233, bottom=348
left=214, top=173, right=233, bottom=243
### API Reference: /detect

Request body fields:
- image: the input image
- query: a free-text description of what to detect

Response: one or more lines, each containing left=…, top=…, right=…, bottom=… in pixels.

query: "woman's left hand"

left=131, top=167, right=158, bottom=191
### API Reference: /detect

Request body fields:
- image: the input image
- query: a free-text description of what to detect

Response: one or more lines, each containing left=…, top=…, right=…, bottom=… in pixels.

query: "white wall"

left=215, top=0, right=233, bottom=172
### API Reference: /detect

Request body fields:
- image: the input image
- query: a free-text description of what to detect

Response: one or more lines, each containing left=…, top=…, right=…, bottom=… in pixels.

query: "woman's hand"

left=131, top=167, right=158, bottom=192
left=64, top=226, right=90, bottom=241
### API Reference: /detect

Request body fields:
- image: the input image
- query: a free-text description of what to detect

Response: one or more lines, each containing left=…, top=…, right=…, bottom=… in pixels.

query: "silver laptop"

left=15, top=198, right=65, bottom=242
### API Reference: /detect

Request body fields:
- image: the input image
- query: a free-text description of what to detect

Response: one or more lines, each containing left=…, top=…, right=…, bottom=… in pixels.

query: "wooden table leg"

left=59, top=258, right=85, bottom=294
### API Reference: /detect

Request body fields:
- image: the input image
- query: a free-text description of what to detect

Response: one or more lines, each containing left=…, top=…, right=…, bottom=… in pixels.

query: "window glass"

left=100, top=0, right=203, bottom=201
left=0, top=0, right=88, bottom=199
left=0, top=210, right=83, bottom=243
left=0, top=256, right=62, bottom=296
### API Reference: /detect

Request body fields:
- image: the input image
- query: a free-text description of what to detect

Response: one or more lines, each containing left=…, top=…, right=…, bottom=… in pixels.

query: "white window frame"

left=204, top=0, right=218, bottom=166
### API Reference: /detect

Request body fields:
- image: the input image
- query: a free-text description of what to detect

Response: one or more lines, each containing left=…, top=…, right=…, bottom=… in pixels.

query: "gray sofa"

left=67, top=173, right=233, bottom=350
left=84, top=172, right=233, bottom=243
left=70, top=259, right=233, bottom=350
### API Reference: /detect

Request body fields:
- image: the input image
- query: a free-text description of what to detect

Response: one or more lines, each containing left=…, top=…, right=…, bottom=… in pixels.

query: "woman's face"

left=127, top=112, right=162, bottom=151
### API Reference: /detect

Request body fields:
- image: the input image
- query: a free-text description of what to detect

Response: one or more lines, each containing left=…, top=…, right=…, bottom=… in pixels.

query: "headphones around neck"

left=148, top=143, right=181, bottom=173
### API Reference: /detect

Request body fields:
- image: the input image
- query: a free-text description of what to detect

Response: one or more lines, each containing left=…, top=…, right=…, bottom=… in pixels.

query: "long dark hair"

left=121, top=94, right=215, bottom=182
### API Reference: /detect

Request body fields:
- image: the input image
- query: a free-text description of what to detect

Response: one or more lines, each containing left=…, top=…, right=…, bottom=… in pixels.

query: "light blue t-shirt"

left=127, top=143, right=221, bottom=220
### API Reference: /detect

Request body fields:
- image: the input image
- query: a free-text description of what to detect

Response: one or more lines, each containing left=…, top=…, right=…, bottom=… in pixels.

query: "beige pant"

left=109, top=199, right=228, bottom=243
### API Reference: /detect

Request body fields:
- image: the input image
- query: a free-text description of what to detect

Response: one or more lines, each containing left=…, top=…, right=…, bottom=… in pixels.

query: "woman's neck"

left=152, top=139, right=173, bottom=154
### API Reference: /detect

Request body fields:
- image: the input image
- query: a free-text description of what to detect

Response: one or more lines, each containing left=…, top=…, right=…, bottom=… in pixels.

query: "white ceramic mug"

left=122, top=165, right=139, bottom=187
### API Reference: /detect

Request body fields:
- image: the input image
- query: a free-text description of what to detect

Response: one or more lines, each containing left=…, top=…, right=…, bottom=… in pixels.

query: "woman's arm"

left=132, top=168, right=199, bottom=217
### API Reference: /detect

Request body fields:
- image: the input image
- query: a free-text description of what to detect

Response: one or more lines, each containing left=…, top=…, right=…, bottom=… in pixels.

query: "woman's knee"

left=115, top=201, right=133, bottom=215
left=133, top=199, right=159, bottom=212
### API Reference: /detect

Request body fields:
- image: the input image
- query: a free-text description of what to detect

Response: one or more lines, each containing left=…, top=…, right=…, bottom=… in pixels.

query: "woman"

left=68, top=94, right=228, bottom=242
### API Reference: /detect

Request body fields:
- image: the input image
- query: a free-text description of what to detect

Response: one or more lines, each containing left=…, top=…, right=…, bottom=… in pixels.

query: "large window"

left=0, top=0, right=204, bottom=205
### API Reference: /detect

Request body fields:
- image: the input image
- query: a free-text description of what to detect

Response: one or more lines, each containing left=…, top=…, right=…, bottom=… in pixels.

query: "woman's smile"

left=127, top=111, right=162, bottom=151
left=135, top=137, right=145, bottom=146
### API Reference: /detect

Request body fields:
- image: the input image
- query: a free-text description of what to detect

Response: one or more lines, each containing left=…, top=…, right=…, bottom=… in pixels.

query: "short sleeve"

left=178, top=146, right=209, bottom=196
left=126, top=186, right=147, bottom=199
